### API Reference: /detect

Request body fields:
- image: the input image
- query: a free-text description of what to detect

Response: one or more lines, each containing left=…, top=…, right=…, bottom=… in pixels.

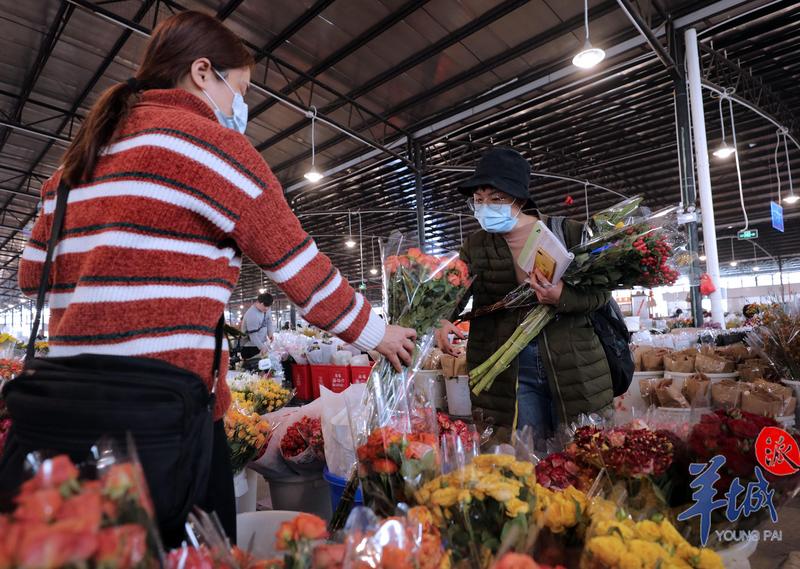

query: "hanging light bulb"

left=713, top=96, right=735, bottom=159
left=753, top=266, right=760, bottom=272
left=259, top=287, right=266, bottom=294
left=729, top=239, right=737, bottom=267
left=713, top=143, right=735, bottom=159
left=784, top=194, right=799, bottom=204
left=369, top=267, right=378, bottom=275
left=239, top=304, right=244, bottom=309
left=699, top=254, right=707, bottom=262
left=345, top=237, right=356, bottom=248
left=572, top=0, right=605, bottom=69
left=304, top=106, right=324, bottom=183
left=729, top=261, right=738, bottom=267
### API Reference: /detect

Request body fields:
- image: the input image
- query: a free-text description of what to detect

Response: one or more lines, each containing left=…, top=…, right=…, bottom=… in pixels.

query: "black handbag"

left=0, top=181, right=224, bottom=539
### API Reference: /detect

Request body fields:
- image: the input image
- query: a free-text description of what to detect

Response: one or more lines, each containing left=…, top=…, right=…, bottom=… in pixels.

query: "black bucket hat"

left=457, top=147, right=536, bottom=209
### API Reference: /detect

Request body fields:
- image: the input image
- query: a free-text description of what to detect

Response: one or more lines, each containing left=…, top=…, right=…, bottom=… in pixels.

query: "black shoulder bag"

left=0, top=181, right=222, bottom=539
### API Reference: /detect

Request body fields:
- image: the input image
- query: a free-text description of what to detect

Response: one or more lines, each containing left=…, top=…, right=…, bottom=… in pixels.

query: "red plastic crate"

left=323, top=365, right=350, bottom=393
left=291, top=363, right=313, bottom=400
left=350, top=363, right=375, bottom=384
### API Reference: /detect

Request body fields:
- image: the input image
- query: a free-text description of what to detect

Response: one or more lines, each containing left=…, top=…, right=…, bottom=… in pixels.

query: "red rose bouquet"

left=280, top=416, right=325, bottom=472
left=535, top=452, right=592, bottom=492
left=0, top=452, right=161, bottom=568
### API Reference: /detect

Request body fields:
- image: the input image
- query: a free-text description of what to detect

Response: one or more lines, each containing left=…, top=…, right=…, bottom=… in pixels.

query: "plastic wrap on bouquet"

left=344, top=232, right=473, bottom=519
left=1, top=438, right=164, bottom=568
left=224, top=406, right=273, bottom=474
left=341, top=506, right=449, bottom=569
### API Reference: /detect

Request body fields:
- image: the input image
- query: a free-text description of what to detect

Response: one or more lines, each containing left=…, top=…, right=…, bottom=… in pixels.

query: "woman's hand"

left=435, top=319, right=465, bottom=356
left=376, top=324, right=417, bottom=371
left=529, top=268, right=564, bottom=306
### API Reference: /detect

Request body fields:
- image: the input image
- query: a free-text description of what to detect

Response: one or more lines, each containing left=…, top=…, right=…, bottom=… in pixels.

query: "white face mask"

left=203, top=69, right=248, bottom=134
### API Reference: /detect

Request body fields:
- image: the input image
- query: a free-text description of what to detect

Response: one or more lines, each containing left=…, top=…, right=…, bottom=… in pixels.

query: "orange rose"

left=494, top=553, right=540, bottom=569
left=275, top=520, right=295, bottom=551
left=14, top=489, right=63, bottom=524
left=404, top=441, right=434, bottom=461
left=418, top=534, right=444, bottom=569
left=371, top=459, right=399, bottom=475
left=94, top=525, right=147, bottom=569
left=407, top=248, right=423, bottom=259
left=311, top=543, right=345, bottom=569
left=16, top=524, right=98, bottom=569
left=294, top=513, right=328, bottom=541
left=21, top=455, right=78, bottom=493
left=381, top=545, right=414, bottom=569
left=56, top=491, right=102, bottom=533
left=447, top=274, right=461, bottom=287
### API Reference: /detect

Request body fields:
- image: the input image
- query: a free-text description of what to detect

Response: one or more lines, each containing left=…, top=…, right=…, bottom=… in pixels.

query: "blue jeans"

left=516, top=340, right=558, bottom=440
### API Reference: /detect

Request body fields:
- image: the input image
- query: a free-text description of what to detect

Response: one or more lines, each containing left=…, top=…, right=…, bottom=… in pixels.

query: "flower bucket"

left=349, top=363, right=374, bottom=384
left=322, top=466, right=362, bottom=513
left=291, top=363, right=313, bottom=400
left=445, top=375, right=472, bottom=417
left=309, top=365, right=331, bottom=399
left=323, top=365, right=350, bottom=393
left=268, top=472, right=332, bottom=520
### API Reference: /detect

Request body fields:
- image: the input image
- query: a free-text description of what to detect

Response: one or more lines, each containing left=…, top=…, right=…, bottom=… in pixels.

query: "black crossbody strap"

left=26, top=182, right=69, bottom=362
left=24, top=181, right=226, bottom=382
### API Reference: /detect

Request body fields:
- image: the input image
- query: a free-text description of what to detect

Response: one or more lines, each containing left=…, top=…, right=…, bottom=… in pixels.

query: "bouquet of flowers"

left=415, top=454, right=539, bottom=565
left=535, top=452, right=590, bottom=492
left=167, top=510, right=282, bottom=569
left=437, top=411, right=480, bottom=453
left=281, top=415, right=326, bottom=472
left=355, top=425, right=439, bottom=513
left=231, top=372, right=293, bottom=415
left=337, top=506, right=450, bottom=569
left=0, top=357, right=23, bottom=380
left=471, top=200, right=685, bottom=395
left=0, top=452, right=161, bottom=568
left=343, top=232, right=473, bottom=520
left=746, top=303, right=800, bottom=381
left=276, top=512, right=329, bottom=569
left=224, top=406, right=273, bottom=474
left=582, top=515, right=723, bottom=569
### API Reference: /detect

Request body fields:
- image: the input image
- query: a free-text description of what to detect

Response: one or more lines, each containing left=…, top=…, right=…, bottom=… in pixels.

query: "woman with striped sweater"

left=13, top=11, right=415, bottom=538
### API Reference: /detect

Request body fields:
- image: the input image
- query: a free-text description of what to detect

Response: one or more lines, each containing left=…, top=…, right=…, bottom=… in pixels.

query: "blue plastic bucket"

left=323, top=467, right=363, bottom=513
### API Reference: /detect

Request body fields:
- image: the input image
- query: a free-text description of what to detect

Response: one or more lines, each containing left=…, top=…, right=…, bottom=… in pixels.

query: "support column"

left=670, top=26, right=703, bottom=326
left=290, top=303, right=297, bottom=329
left=412, top=141, right=426, bottom=250
left=685, top=28, right=724, bottom=325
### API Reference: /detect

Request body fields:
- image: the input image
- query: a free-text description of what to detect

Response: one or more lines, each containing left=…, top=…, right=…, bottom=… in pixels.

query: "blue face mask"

left=474, top=203, right=520, bottom=233
left=203, top=69, right=248, bottom=134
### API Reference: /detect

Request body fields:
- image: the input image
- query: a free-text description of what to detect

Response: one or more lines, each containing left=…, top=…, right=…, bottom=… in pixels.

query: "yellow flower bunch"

left=415, top=455, right=539, bottom=564
left=231, top=377, right=292, bottom=415
left=0, top=333, right=17, bottom=344
left=582, top=517, right=724, bottom=569
left=534, top=484, right=590, bottom=534
left=224, top=406, right=272, bottom=472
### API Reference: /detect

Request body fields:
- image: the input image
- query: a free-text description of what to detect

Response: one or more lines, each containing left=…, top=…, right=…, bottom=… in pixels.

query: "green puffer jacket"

left=461, top=217, right=613, bottom=428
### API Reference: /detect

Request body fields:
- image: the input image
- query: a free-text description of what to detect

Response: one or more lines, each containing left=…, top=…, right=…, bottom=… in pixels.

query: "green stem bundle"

left=469, top=306, right=556, bottom=395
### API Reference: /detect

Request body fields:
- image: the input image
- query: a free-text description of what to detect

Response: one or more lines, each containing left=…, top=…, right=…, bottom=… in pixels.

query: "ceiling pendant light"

left=304, top=106, right=324, bottom=183
left=729, top=240, right=737, bottom=267
left=369, top=238, right=378, bottom=276
left=713, top=96, right=735, bottom=159
left=572, top=0, right=605, bottom=69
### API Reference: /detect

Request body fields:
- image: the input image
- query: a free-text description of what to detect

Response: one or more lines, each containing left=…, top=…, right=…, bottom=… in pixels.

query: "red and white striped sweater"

left=19, top=89, right=386, bottom=419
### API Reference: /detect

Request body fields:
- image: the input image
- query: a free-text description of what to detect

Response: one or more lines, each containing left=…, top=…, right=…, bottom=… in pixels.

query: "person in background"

left=673, top=308, right=684, bottom=318
left=241, top=292, right=274, bottom=359
left=436, top=147, right=612, bottom=439
left=7, top=10, right=416, bottom=543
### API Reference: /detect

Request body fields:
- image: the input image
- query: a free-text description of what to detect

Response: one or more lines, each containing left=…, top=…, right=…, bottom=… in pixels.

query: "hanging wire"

left=782, top=128, right=794, bottom=197
left=309, top=106, right=318, bottom=168
left=358, top=213, right=364, bottom=285
left=725, top=90, right=748, bottom=231
left=775, top=129, right=783, bottom=202
left=583, top=182, right=590, bottom=222
left=717, top=96, right=728, bottom=146
left=582, top=0, right=590, bottom=41
left=458, top=214, right=463, bottom=243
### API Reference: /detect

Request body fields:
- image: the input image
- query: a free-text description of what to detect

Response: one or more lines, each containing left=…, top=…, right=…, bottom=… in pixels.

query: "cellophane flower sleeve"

left=3, top=437, right=164, bottom=568
left=348, top=232, right=474, bottom=518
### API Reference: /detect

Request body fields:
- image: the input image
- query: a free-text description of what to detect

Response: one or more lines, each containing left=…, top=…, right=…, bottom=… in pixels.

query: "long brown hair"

left=61, top=11, right=254, bottom=187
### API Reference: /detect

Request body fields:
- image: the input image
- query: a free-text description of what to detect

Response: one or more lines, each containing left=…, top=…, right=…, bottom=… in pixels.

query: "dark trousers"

left=160, top=420, right=236, bottom=547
